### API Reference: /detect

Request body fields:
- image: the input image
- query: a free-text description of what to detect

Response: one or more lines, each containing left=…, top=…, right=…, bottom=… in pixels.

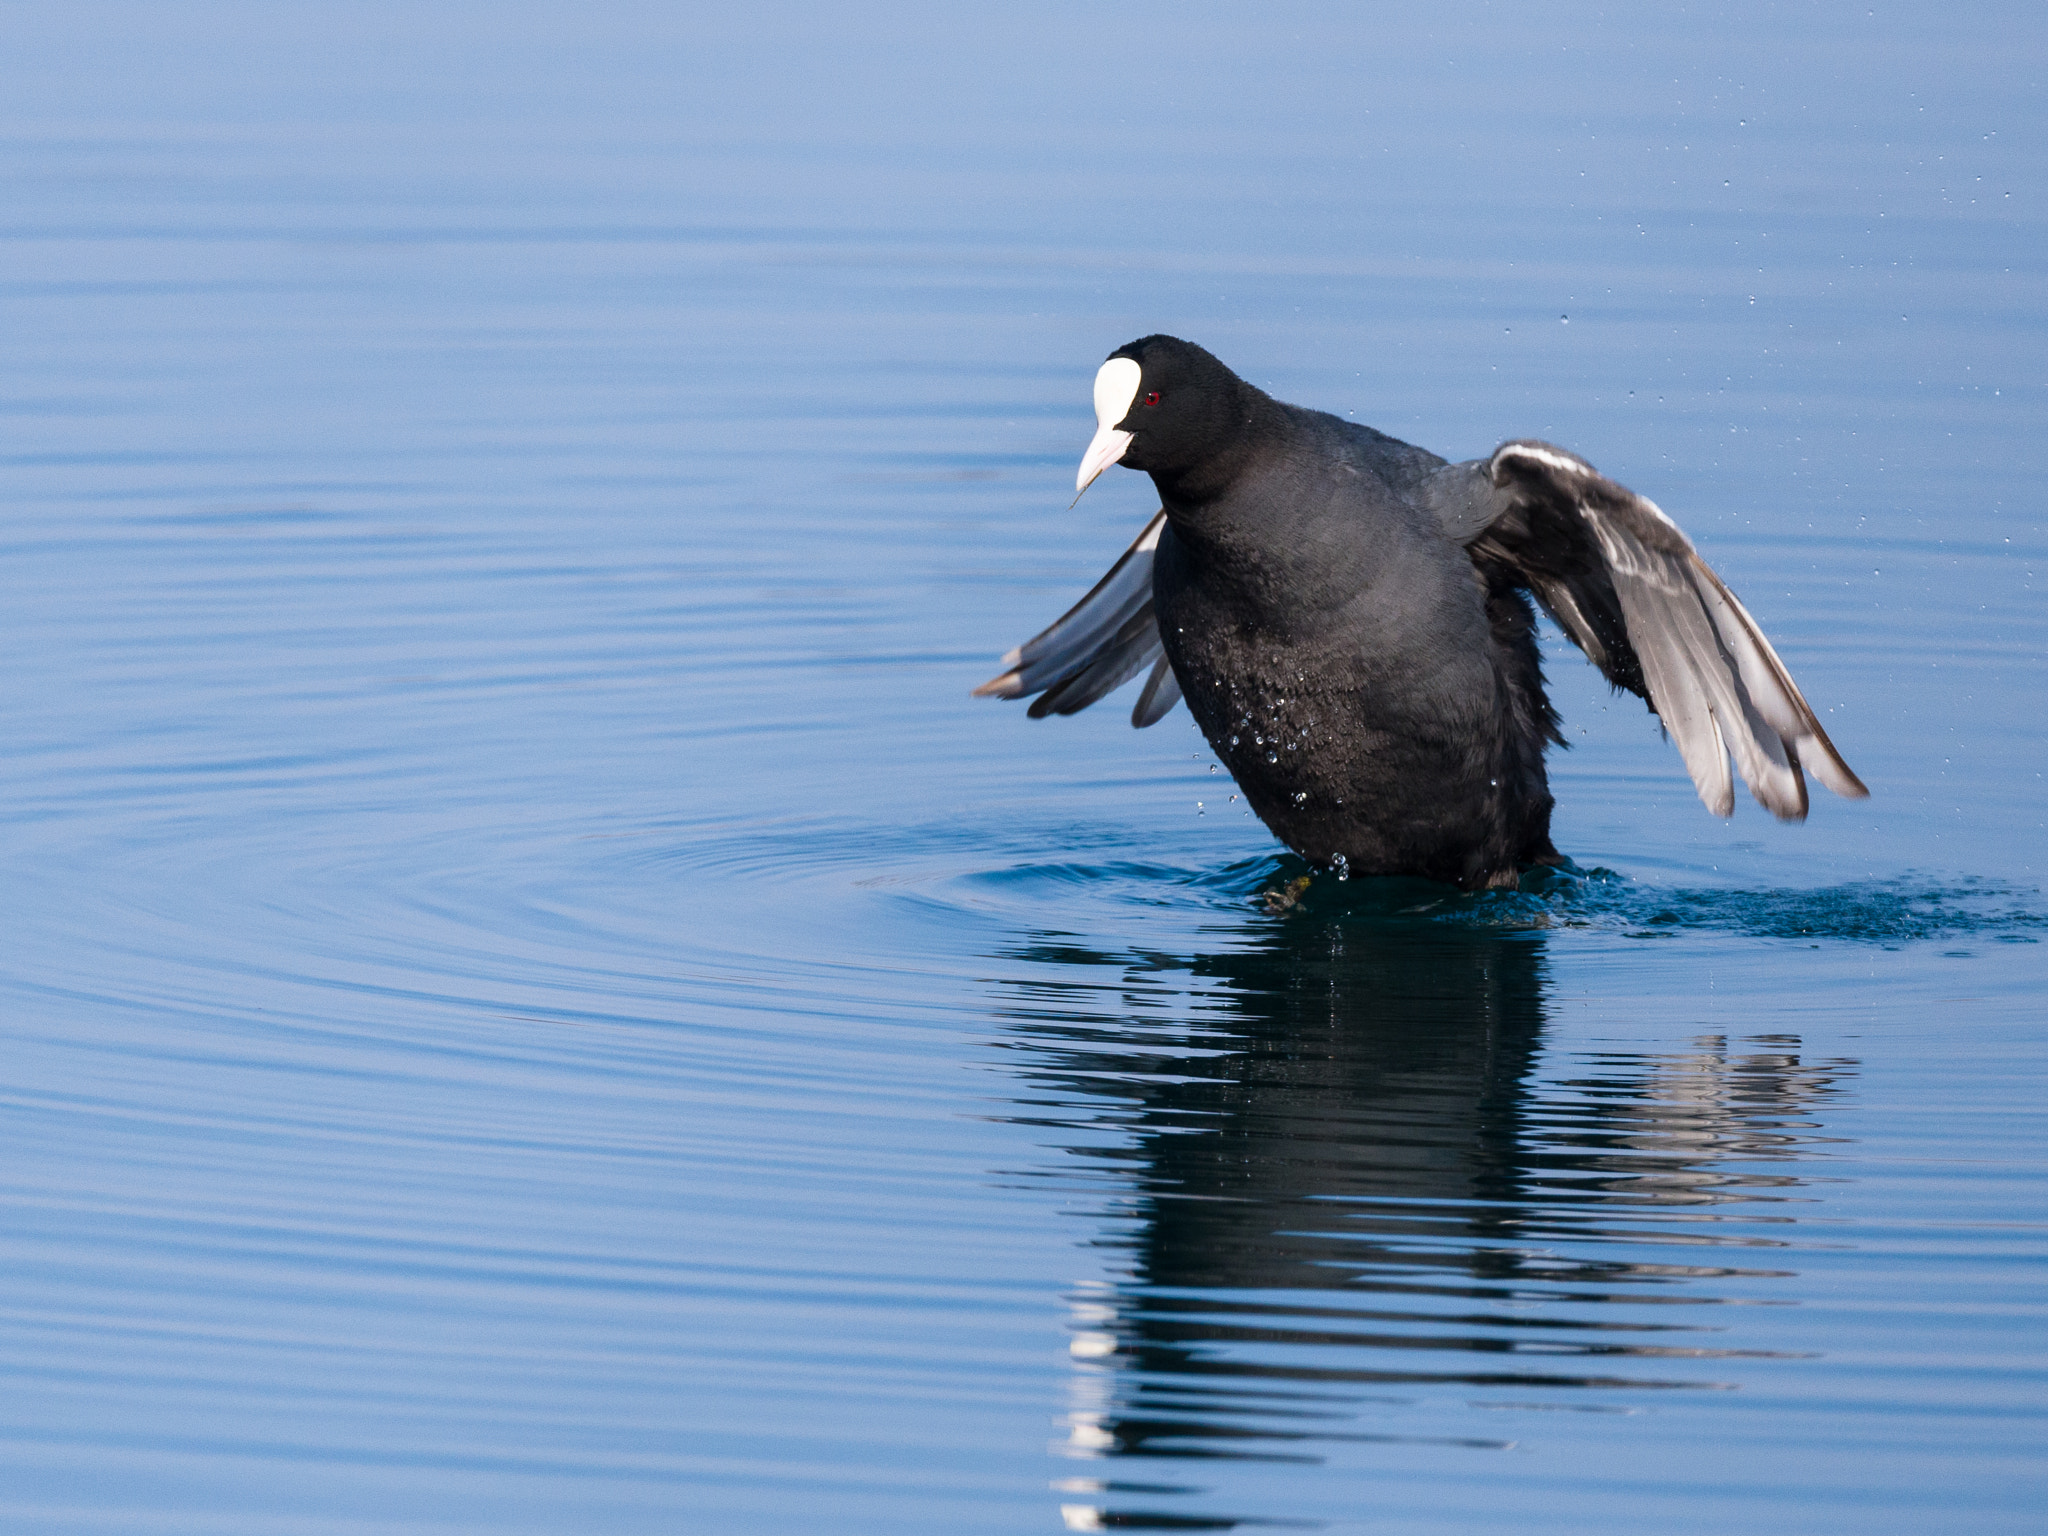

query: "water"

left=2, top=2, right=2044, bottom=1530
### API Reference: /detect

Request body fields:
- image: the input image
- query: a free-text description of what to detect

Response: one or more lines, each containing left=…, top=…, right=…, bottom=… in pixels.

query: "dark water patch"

left=1360, top=867, right=2048, bottom=947
left=1562, top=874, right=2048, bottom=946
left=946, top=849, right=2048, bottom=950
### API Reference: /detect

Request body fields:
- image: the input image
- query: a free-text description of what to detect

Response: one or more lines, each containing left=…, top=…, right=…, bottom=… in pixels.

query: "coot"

left=976, top=335, right=1866, bottom=888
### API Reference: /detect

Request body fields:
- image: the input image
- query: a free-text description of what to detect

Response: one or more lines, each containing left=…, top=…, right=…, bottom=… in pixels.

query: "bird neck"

left=1144, top=382, right=1279, bottom=510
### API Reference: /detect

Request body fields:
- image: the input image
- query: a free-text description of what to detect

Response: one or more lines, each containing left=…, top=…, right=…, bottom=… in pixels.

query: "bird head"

left=1074, top=335, right=1247, bottom=502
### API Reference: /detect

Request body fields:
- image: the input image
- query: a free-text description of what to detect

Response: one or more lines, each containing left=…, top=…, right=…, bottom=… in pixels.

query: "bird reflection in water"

left=988, top=883, right=1854, bottom=1531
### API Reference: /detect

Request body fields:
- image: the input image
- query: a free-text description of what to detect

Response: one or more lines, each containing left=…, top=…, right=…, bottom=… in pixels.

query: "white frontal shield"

left=1074, top=357, right=1141, bottom=502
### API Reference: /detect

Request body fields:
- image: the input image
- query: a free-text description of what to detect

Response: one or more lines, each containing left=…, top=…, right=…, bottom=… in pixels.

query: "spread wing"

left=1423, top=440, right=1867, bottom=819
left=972, top=509, right=1182, bottom=728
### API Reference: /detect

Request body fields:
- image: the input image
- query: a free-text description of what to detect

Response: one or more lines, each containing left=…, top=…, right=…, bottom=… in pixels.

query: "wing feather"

left=1686, top=555, right=1867, bottom=800
left=1028, top=604, right=1161, bottom=717
left=1438, top=441, right=1866, bottom=819
left=974, top=509, right=1181, bottom=728
left=1131, top=654, right=1182, bottom=728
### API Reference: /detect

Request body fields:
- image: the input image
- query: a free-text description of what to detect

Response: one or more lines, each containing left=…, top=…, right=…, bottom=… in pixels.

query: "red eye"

left=1144, top=391, right=1161, bottom=406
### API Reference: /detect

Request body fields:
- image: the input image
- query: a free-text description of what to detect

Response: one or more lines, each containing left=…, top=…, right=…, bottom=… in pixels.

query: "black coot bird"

left=976, top=335, right=1867, bottom=888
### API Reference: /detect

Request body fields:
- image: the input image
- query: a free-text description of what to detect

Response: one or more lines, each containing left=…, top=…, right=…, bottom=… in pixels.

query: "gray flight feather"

left=1446, top=440, right=1865, bottom=818
left=972, top=510, right=1180, bottom=728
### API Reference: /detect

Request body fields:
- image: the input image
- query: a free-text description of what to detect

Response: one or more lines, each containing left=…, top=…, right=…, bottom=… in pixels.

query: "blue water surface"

left=2, top=3, right=2044, bottom=1531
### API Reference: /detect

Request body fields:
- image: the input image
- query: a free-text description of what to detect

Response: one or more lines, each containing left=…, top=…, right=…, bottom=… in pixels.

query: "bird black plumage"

left=976, top=335, right=1866, bottom=889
